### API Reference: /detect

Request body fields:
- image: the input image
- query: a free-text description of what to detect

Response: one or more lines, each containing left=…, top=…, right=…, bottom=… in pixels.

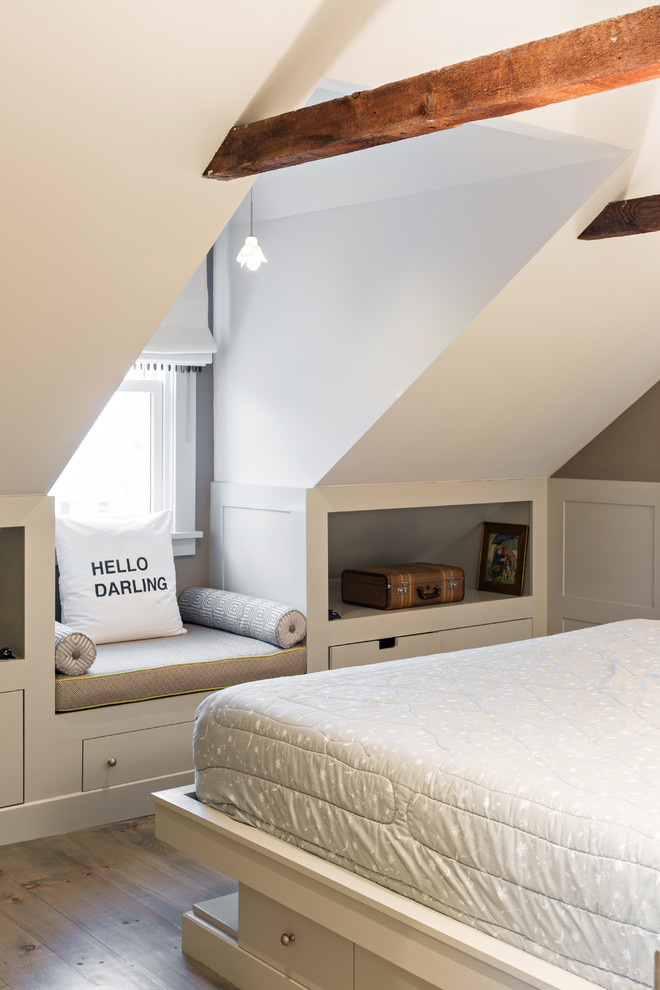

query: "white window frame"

left=127, top=364, right=202, bottom=556
left=51, top=365, right=201, bottom=557
left=117, top=377, right=164, bottom=511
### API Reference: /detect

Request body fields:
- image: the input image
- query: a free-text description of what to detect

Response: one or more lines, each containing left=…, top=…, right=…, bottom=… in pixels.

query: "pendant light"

left=236, top=188, right=267, bottom=271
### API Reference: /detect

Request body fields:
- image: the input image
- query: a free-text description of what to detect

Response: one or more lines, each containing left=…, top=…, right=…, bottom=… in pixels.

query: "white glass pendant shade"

left=236, top=188, right=267, bottom=271
left=236, top=234, right=267, bottom=271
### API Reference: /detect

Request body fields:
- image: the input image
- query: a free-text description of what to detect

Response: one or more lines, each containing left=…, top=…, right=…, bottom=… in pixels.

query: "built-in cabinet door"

left=0, top=691, right=23, bottom=807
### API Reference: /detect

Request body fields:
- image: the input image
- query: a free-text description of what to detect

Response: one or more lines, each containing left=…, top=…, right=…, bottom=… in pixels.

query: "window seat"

left=55, top=623, right=307, bottom=712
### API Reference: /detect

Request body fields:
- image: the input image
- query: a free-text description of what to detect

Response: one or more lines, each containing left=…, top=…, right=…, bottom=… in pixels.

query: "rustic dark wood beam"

left=578, top=193, right=660, bottom=239
left=205, top=5, right=660, bottom=181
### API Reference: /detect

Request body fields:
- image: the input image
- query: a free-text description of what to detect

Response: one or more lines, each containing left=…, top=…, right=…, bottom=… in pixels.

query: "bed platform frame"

left=153, top=786, right=658, bottom=990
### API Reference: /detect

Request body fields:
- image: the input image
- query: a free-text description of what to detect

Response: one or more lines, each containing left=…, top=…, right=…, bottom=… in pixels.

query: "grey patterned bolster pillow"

left=178, top=587, right=306, bottom=649
left=55, top=620, right=97, bottom=675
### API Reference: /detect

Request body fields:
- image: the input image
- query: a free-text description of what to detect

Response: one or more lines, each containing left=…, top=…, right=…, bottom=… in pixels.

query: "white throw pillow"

left=55, top=511, right=186, bottom=645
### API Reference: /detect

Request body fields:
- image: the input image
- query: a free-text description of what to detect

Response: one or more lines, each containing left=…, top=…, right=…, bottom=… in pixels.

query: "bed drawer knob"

left=106, top=757, right=117, bottom=767
left=280, top=932, right=295, bottom=947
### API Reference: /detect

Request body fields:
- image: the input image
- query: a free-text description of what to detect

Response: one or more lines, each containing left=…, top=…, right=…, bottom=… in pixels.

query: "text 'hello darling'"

left=90, top=558, right=168, bottom=597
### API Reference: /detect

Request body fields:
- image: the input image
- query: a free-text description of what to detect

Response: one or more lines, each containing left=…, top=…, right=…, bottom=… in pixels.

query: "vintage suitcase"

left=341, top=562, right=465, bottom=610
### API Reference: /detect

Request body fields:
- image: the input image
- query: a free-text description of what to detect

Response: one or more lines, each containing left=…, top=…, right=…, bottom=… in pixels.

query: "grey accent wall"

left=553, top=381, right=660, bottom=482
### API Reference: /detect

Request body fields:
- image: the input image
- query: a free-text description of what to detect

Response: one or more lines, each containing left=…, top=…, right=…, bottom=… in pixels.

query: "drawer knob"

left=107, top=757, right=117, bottom=767
left=280, top=932, right=295, bottom=947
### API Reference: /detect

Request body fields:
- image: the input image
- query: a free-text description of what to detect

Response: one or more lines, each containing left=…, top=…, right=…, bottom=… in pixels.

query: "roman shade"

left=139, top=324, right=217, bottom=370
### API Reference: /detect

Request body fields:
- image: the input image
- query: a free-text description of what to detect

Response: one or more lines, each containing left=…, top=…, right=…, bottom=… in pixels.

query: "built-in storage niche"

left=0, top=526, right=25, bottom=659
left=304, top=481, right=547, bottom=673
left=327, top=500, right=532, bottom=614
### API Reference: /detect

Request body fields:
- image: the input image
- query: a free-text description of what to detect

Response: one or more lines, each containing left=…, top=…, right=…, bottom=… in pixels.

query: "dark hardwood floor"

left=0, top=816, right=237, bottom=989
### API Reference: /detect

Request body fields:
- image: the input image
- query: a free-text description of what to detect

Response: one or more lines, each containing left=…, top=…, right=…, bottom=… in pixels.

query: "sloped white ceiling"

left=0, top=0, right=385, bottom=496
left=3, top=0, right=660, bottom=496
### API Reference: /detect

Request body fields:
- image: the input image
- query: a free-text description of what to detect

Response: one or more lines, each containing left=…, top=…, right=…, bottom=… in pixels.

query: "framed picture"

left=477, top=522, right=529, bottom=596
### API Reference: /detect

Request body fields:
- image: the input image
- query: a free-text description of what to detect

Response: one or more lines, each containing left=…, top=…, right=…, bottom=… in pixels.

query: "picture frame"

left=477, top=521, right=529, bottom=596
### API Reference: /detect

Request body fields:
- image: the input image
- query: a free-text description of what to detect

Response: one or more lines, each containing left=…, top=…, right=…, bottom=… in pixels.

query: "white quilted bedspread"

left=194, top=619, right=660, bottom=990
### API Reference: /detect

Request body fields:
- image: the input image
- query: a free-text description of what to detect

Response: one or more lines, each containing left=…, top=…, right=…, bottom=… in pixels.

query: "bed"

left=153, top=618, right=660, bottom=990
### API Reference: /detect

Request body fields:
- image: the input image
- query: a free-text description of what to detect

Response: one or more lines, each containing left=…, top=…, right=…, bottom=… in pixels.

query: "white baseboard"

left=0, top=770, right=194, bottom=844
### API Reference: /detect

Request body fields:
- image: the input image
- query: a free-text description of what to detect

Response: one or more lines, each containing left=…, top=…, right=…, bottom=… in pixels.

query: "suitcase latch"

left=396, top=581, right=409, bottom=596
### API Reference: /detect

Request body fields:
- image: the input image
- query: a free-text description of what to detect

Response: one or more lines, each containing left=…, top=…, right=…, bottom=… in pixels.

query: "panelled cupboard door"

left=0, top=690, right=23, bottom=807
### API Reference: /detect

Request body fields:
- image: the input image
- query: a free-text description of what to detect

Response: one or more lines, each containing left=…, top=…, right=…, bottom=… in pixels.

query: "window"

left=50, top=364, right=201, bottom=555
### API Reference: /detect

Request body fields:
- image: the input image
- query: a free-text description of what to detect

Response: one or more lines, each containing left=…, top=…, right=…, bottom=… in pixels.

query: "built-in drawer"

left=440, top=617, right=533, bottom=652
left=82, top=721, right=193, bottom=791
left=329, top=618, right=533, bottom=670
left=329, top=630, right=446, bottom=669
left=239, top=884, right=353, bottom=990
left=0, top=690, right=23, bottom=807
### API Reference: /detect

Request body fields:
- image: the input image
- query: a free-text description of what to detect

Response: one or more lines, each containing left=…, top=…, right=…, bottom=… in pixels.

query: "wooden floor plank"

left=93, top=816, right=236, bottom=900
left=29, top=819, right=158, bottom=877
left=0, top=904, right=94, bottom=990
left=0, top=872, right=171, bottom=990
left=56, top=817, right=165, bottom=870
left=1, top=818, right=164, bottom=884
left=0, top=834, right=92, bottom=885
left=0, top=817, right=235, bottom=990
left=22, top=868, right=227, bottom=990
left=99, top=855, right=235, bottom=931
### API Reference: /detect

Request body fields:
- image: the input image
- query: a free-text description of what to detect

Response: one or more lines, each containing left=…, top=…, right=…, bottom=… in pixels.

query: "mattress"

left=194, top=618, right=660, bottom=990
left=55, top=623, right=306, bottom=711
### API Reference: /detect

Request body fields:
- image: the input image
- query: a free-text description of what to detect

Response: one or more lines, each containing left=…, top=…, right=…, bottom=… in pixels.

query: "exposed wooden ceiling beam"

left=205, top=5, right=660, bottom=181
left=578, top=194, right=660, bottom=239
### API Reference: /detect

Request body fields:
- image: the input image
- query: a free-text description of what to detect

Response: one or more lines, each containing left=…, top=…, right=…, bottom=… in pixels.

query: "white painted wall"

left=212, top=122, right=626, bottom=489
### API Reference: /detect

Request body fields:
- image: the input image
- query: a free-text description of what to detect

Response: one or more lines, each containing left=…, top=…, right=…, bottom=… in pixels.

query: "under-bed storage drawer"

left=239, top=885, right=353, bottom=990
left=82, top=721, right=193, bottom=791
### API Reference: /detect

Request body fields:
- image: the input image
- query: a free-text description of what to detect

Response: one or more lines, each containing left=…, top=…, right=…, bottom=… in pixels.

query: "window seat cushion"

left=55, top=623, right=306, bottom=712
